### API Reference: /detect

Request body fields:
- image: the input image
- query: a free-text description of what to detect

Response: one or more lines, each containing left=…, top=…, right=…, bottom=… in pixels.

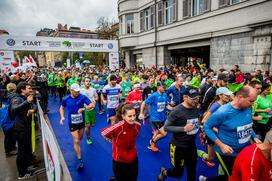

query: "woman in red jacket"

left=125, top=84, right=142, bottom=121
left=101, top=104, right=141, bottom=181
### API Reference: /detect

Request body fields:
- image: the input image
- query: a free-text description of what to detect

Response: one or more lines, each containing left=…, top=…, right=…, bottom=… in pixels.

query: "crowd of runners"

left=0, top=63, right=272, bottom=180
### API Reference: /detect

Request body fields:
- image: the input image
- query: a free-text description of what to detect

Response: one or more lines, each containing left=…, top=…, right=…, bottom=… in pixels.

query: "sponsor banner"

left=109, top=52, right=119, bottom=71
left=0, top=50, right=15, bottom=73
left=0, top=35, right=118, bottom=53
left=38, top=104, right=61, bottom=181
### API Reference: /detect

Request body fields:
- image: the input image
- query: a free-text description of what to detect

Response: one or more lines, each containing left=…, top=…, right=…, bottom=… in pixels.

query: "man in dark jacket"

left=10, top=82, right=37, bottom=179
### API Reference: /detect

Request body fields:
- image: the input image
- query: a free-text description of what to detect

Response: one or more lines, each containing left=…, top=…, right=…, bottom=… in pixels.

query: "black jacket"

left=10, top=94, right=36, bottom=132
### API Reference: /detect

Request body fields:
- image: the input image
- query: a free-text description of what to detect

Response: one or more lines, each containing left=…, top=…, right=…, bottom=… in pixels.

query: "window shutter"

left=183, top=0, right=191, bottom=18
left=151, top=5, right=155, bottom=28
left=173, top=0, right=177, bottom=21
left=140, top=11, right=144, bottom=32
left=219, top=0, right=230, bottom=7
left=204, top=0, right=211, bottom=12
left=158, top=1, right=163, bottom=26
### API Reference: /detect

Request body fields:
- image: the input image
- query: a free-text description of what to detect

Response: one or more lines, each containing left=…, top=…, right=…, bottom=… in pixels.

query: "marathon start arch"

left=0, top=35, right=119, bottom=70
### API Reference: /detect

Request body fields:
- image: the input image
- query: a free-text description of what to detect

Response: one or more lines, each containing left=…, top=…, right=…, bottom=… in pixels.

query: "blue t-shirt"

left=204, top=103, right=256, bottom=156
left=166, top=85, right=185, bottom=105
left=208, top=102, right=221, bottom=114
left=145, top=91, right=169, bottom=122
left=61, top=94, right=92, bottom=125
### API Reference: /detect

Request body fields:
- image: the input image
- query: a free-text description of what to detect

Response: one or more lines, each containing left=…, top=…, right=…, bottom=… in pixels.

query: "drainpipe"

left=154, top=0, right=158, bottom=69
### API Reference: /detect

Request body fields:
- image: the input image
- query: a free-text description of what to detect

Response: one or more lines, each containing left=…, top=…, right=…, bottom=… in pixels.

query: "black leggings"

left=207, top=154, right=236, bottom=181
left=3, top=129, right=16, bottom=153
left=166, top=144, right=197, bottom=181
left=254, top=122, right=270, bottom=141
left=57, top=87, right=66, bottom=102
left=113, top=157, right=138, bottom=181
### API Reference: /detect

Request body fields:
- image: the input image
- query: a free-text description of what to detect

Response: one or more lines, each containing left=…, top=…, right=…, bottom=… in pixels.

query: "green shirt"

left=256, top=95, right=272, bottom=124
left=56, top=76, right=65, bottom=88
left=190, top=77, right=201, bottom=89
left=121, top=80, right=132, bottom=99
left=67, top=77, right=78, bottom=87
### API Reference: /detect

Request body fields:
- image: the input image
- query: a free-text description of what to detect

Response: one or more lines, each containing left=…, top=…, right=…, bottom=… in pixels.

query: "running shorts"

left=84, top=109, right=96, bottom=125
left=69, top=122, right=85, bottom=132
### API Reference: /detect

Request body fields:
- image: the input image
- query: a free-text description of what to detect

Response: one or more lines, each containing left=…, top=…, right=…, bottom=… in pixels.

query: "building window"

left=158, top=1, right=164, bottom=26
left=231, top=0, right=241, bottom=4
left=126, top=14, right=134, bottom=34
left=193, top=0, right=210, bottom=16
left=219, top=0, right=229, bottom=7
left=140, top=6, right=155, bottom=32
left=164, top=0, right=176, bottom=25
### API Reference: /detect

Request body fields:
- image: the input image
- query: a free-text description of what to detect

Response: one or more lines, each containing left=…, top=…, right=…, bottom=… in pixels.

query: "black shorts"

left=69, top=123, right=85, bottom=132
left=151, top=122, right=165, bottom=130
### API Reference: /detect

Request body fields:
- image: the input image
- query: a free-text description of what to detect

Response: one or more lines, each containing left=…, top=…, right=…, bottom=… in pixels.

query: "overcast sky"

left=0, top=0, right=118, bottom=36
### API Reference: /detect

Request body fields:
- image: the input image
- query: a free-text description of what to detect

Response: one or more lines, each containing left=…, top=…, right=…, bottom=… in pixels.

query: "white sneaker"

left=199, top=175, right=207, bottom=181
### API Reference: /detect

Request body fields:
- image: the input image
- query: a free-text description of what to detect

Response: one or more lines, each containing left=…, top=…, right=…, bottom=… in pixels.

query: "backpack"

left=0, top=97, right=23, bottom=132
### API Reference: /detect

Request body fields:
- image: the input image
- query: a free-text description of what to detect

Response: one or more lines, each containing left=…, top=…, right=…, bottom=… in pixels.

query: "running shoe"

left=18, top=172, right=34, bottom=180
left=87, top=138, right=92, bottom=145
left=77, top=160, right=84, bottom=171
left=148, top=140, right=159, bottom=152
left=157, top=167, right=167, bottom=181
left=199, top=175, right=207, bottom=181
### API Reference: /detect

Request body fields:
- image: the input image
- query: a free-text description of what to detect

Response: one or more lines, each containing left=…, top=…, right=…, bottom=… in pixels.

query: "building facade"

left=118, top=0, right=272, bottom=72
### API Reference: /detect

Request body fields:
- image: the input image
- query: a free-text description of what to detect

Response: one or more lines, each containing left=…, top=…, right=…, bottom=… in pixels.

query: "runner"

left=200, top=85, right=261, bottom=181
left=101, top=104, right=141, bottom=181
left=120, top=73, right=132, bottom=102
left=101, top=75, right=122, bottom=125
left=80, top=77, right=98, bottom=145
left=59, top=83, right=95, bottom=171
left=199, top=87, right=232, bottom=167
left=139, top=81, right=173, bottom=152
left=158, top=87, right=201, bottom=181
left=166, top=76, right=185, bottom=107
left=125, top=83, right=142, bottom=121
left=229, top=129, right=272, bottom=181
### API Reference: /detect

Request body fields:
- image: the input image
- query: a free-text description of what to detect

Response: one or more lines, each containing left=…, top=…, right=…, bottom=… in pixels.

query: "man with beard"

left=157, top=87, right=200, bottom=181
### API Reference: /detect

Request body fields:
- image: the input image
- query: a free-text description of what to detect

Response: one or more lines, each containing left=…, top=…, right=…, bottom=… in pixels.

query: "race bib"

left=125, top=87, right=131, bottom=94
left=71, top=114, right=83, bottom=124
left=157, top=102, right=166, bottom=112
left=109, top=95, right=118, bottom=102
left=237, top=123, right=252, bottom=144
left=186, top=118, right=199, bottom=135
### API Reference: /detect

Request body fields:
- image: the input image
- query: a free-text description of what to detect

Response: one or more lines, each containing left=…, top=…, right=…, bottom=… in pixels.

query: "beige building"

left=119, top=0, right=272, bottom=72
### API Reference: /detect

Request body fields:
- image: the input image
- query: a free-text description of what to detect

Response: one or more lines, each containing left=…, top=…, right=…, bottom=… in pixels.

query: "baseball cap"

left=218, top=74, right=228, bottom=82
left=216, top=87, right=232, bottom=96
left=70, top=83, right=81, bottom=92
left=157, top=81, right=166, bottom=87
left=184, top=87, right=200, bottom=99
left=110, top=75, right=117, bottom=81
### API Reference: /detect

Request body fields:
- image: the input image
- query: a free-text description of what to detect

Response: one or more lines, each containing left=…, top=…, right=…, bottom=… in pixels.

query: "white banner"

left=66, top=59, right=71, bottom=67
left=0, top=50, right=15, bottom=73
left=109, top=52, right=119, bottom=71
left=0, top=35, right=118, bottom=53
left=39, top=105, right=61, bottom=181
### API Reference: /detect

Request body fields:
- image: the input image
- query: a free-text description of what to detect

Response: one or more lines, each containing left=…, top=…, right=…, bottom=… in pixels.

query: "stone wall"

left=210, top=24, right=272, bottom=72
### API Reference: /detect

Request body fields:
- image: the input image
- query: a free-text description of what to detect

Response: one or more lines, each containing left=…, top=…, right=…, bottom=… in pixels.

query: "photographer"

left=10, top=82, right=38, bottom=179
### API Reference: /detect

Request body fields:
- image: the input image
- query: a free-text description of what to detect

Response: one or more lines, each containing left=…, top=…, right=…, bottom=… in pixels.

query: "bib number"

left=71, top=114, right=83, bottom=124
left=186, top=118, right=199, bottom=135
left=109, top=95, right=118, bottom=102
left=157, top=102, right=166, bottom=112
left=237, top=123, right=252, bottom=144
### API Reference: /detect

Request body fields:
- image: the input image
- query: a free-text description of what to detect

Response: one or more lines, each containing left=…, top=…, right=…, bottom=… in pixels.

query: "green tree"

left=96, top=17, right=118, bottom=40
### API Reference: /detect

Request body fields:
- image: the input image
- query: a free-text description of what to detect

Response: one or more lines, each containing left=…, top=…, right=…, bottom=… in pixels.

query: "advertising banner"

left=109, top=52, right=119, bottom=71
left=38, top=105, right=61, bottom=181
left=0, top=36, right=118, bottom=53
left=0, top=50, right=15, bottom=73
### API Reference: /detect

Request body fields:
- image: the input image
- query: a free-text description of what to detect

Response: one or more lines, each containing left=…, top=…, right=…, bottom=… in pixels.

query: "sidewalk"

left=0, top=129, right=47, bottom=181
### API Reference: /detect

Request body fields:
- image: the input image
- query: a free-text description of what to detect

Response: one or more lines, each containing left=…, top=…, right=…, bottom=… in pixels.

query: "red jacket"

left=125, top=90, right=142, bottom=109
left=229, top=144, right=272, bottom=181
left=101, top=120, right=141, bottom=163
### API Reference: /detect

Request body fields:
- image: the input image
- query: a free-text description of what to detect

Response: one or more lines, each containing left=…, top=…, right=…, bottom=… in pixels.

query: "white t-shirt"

left=80, top=87, right=97, bottom=102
